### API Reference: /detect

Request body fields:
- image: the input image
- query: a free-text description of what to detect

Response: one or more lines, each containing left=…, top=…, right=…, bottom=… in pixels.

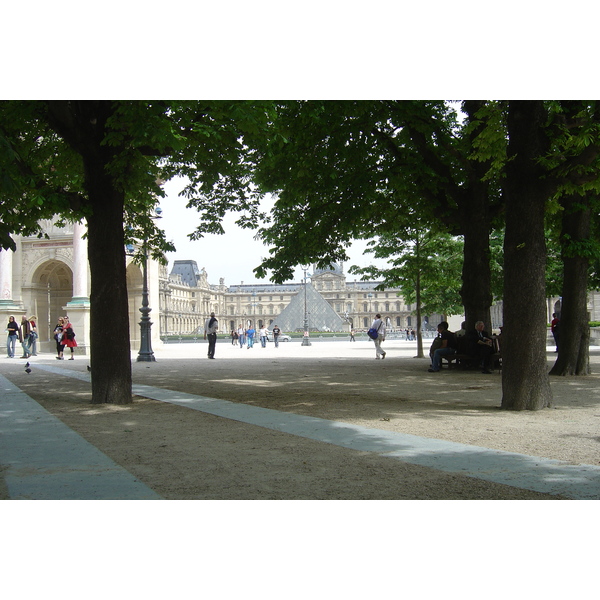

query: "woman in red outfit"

left=62, top=316, right=78, bottom=360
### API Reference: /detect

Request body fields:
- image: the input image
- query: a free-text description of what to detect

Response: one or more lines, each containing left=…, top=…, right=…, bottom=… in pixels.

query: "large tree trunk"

left=501, top=101, right=553, bottom=410
left=550, top=194, right=592, bottom=375
left=86, top=186, right=133, bottom=404
left=459, top=193, right=492, bottom=330
left=46, top=101, right=133, bottom=404
left=458, top=101, right=493, bottom=331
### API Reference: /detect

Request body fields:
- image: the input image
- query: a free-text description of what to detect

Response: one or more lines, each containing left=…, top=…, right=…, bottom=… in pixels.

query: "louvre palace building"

left=163, top=259, right=427, bottom=338
left=2, top=222, right=598, bottom=354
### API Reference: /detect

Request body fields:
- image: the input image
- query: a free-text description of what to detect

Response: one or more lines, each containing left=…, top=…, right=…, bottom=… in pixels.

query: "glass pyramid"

left=275, top=282, right=345, bottom=332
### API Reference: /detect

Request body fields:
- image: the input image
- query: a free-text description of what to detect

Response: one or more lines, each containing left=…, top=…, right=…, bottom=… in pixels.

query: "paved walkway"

left=2, top=356, right=600, bottom=499
left=0, top=373, right=160, bottom=499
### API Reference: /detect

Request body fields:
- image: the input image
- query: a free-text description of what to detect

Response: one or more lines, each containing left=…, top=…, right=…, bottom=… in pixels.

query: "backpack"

left=368, top=319, right=384, bottom=340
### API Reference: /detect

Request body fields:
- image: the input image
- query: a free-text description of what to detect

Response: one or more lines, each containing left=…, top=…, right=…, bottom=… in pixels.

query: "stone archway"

left=29, top=260, right=73, bottom=349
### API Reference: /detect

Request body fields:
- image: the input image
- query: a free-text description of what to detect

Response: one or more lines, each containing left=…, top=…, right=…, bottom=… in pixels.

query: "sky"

left=157, top=176, right=386, bottom=286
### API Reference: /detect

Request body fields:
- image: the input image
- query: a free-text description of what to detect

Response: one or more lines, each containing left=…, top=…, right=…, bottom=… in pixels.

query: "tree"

left=350, top=220, right=464, bottom=358
left=501, top=101, right=554, bottom=410
left=543, top=102, right=600, bottom=376
left=253, top=101, right=504, bottom=333
left=0, top=100, right=270, bottom=404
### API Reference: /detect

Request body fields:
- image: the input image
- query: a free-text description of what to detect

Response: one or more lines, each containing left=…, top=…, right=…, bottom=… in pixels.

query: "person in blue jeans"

left=428, top=321, right=457, bottom=372
left=246, top=326, right=255, bottom=348
left=6, top=316, right=20, bottom=358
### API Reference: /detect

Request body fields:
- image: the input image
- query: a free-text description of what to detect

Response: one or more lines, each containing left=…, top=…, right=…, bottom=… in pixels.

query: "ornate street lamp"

left=135, top=206, right=162, bottom=362
left=302, top=266, right=311, bottom=346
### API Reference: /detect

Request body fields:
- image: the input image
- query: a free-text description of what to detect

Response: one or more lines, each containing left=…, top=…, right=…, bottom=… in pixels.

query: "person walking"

left=62, top=316, right=77, bottom=360
left=272, top=324, right=281, bottom=348
left=53, top=317, right=66, bottom=359
left=370, top=313, right=387, bottom=360
left=27, top=315, right=38, bottom=356
left=237, top=325, right=246, bottom=348
left=231, top=329, right=239, bottom=346
left=6, top=316, right=20, bottom=358
left=246, top=325, right=255, bottom=349
left=204, top=312, right=218, bottom=359
left=259, top=325, right=268, bottom=348
left=19, top=315, right=31, bottom=358
left=551, top=313, right=560, bottom=353
left=350, top=329, right=355, bottom=342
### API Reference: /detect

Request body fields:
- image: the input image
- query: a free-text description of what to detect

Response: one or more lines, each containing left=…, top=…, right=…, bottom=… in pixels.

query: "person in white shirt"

left=259, top=326, right=268, bottom=348
left=371, top=313, right=387, bottom=359
left=237, top=325, right=246, bottom=348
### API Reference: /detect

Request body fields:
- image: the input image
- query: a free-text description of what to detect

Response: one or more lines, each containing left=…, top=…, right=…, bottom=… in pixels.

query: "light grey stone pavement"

left=0, top=373, right=161, bottom=499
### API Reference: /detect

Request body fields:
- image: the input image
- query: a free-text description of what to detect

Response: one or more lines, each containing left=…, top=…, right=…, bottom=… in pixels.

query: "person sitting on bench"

left=428, top=321, right=457, bottom=372
left=467, top=320, right=495, bottom=374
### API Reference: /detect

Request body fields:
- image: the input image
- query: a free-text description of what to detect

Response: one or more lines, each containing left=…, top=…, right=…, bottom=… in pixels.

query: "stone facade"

left=4, top=226, right=599, bottom=354
left=160, top=261, right=437, bottom=336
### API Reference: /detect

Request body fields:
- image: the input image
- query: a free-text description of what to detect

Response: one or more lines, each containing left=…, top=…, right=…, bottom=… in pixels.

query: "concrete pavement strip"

left=0, top=373, right=161, bottom=500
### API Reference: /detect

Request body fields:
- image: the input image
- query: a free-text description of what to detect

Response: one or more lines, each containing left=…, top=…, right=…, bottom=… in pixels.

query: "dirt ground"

left=2, top=339, right=599, bottom=499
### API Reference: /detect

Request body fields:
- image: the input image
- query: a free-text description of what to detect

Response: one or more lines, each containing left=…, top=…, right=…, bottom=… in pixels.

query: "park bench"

left=441, top=335, right=502, bottom=371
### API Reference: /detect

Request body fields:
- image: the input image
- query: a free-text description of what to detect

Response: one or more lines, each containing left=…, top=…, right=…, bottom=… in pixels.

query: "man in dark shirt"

left=467, top=320, right=495, bottom=374
left=272, top=324, right=281, bottom=347
left=428, top=321, right=457, bottom=372
left=204, top=312, right=218, bottom=359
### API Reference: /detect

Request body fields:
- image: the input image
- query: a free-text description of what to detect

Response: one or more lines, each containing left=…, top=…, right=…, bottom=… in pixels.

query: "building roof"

left=170, top=260, right=202, bottom=287
left=226, top=283, right=302, bottom=294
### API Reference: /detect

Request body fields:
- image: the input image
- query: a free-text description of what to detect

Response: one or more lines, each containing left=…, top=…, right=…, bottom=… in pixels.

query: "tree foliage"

left=350, top=224, right=464, bottom=358
left=0, top=100, right=273, bottom=403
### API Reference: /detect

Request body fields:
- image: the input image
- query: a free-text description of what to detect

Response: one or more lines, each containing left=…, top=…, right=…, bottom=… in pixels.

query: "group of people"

left=366, top=314, right=498, bottom=374
left=53, top=316, right=77, bottom=360
left=204, top=312, right=286, bottom=359
left=230, top=324, right=283, bottom=351
left=5, top=313, right=77, bottom=360
left=231, top=324, right=257, bottom=349
left=5, top=315, right=38, bottom=358
left=428, top=320, right=496, bottom=374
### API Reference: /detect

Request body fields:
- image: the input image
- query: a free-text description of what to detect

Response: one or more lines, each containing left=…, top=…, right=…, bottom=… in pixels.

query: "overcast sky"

left=158, top=176, right=385, bottom=286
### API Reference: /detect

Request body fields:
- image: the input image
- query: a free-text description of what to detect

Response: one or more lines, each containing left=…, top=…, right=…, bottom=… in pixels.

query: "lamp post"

left=302, top=266, right=311, bottom=346
left=135, top=206, right=162, bottom=362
